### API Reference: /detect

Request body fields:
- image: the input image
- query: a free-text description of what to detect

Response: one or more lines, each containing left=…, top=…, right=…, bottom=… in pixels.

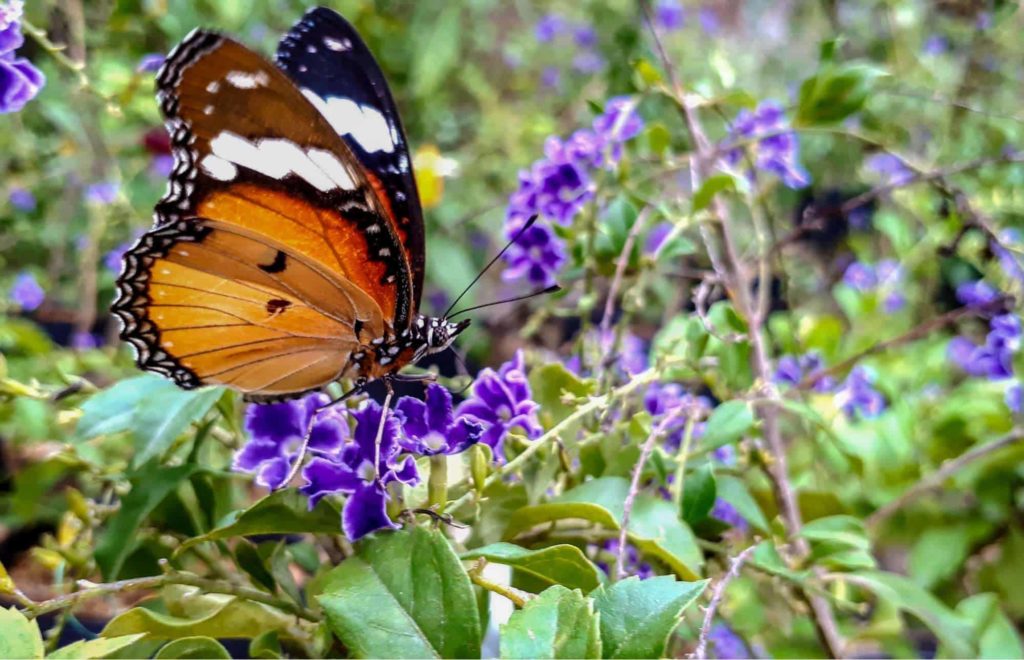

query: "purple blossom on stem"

left=234, top=393, right=349, bottom=490
left=84, top=181, right=119, bottom=205
left=709, top=623, right=751, bottom=659
left=1006, top=381, right=1021, bottom=414
left=136, top=53, right=164, bottom=73
left=723, top=101, right=810, bottom=189
left=71, top=331, right=99, bottom=350
left=501, top=220, right=566, bottom=288
left=457, top=350, right=543, bottom=460
left=710, top=498, right=748, bottom=531
left=643, top=383, right=711, bottom=451
left=596, top=538, right=653, bottom=579
left=150, top=153, right=175, bottom=179
left=9, top=271, right=43, bottom=311
left=0, top=8, right=45, bottom=115
left=8, top=186, right=34, bottom=211
left=949, top=314, right=1020, bottom=380
left=654, top=0, right=686, bottom=31
left=396, top=383, right=483, bottom=456
left=698, top=6, right=721, bottom=34
left=300, top=401, right=419, bottom=540
left=865, top=153, right=913, bottom=187
left=572, top=51, right=605, bottom=75
left=534, top=14, right=565, bottom=43
left=995, top=229, right=1024, bottom=284
left=956, top=280, right=1000, bottom=308
left=774, top=352, right=834, bottom=392
left=573, top=25, right=598, bottom=48
left=540, top=66, right=561, bottom=90
left=923, top=34, right=949, bottom=55
left=835, top=366, right=886, bottom=419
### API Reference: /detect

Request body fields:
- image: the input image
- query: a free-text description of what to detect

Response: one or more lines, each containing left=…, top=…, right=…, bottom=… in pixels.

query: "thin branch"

left=467, top=559, right=532, bottom=608
left=615, top=408, right=686, bottom=581
left=600, top=207, right=652, bottom=337
left=691, top=544, right=757, bottom=660
left=867, top=429, right=1024, bottom=530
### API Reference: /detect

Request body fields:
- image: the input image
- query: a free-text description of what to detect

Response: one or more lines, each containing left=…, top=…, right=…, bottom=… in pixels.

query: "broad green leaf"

left=74, top=374, right=169, bottom=441
left=795, top=62, right=887, bottom=125
left=0, top=607, right=44, bottom=659
left=592, top=576, right=708, bottom=658
left=850, top=570, right=974, bottom=657
left=529, top=363, right=597, bottom=428
left=952, top=594, right=1024, bottom=659
left=177, top=489, right=341, bottom=554
left=692, top=174, right=736, bottom=212
left=318, top=526, right=481, bottom=659
left=681, top=464, right=716, bottom=525
left=235, top=540, right=276, bottom=593
left=411, top=6, right=461, bottom=98
left=48, top=634, right=146, bottom=659
left=505, top=478, right=703, bottom=579
left=801, top=515, right=870, bottom=550
left=0, top=559, right=15, bottom=594
left=154, top=637, right=230, bottom=659
left=715, top=475, right=769, bottom=532
left=701, top=401, right=754, bottom=447
left=102, top=591, right=295, bottom=639
left=96, top=461, right=198, bottom=580
left=249, top=631, right=283, bottom=660
left=907, top=524, right=975, bottom=589
left=131, top=385, right=223, bottom=467
left=499, top=586, right=600, bottom=659
left=462, top=543, right=602, bottom=592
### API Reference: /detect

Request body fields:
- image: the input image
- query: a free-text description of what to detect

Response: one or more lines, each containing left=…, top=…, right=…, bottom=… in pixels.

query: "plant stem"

left=467, top=559, right=532, bottom=608
left=691, top=544, right=757, bottom=659
left=672, top=418, right=699, bottom=508
left=428, top=455, right=449, bottom=512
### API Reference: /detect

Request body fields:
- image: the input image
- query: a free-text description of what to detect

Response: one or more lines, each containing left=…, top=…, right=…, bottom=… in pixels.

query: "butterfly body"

left=113, top=8, right=468, bottom=400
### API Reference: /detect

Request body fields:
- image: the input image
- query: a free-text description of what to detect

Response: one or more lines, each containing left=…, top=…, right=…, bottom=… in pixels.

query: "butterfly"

left=112, top=7, right=474, bottom=403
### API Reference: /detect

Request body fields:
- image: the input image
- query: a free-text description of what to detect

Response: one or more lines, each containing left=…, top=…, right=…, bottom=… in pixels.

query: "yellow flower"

left=413, top=144, right=459, bottom=210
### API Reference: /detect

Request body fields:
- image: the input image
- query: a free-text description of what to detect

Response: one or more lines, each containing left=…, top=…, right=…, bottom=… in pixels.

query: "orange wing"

left=114, top=28, right=419, bottom=399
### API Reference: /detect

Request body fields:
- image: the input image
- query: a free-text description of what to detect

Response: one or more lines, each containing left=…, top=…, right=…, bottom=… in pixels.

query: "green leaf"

left=692, top=174, right=737, bottom=212
left=131, top=385, right=223, bottom=467
left=102, top=592, right=296, bottom=640
left=410, top=6, right=461, bottom=98
left=48, top=635, right=147, bottom=659
left=529, top=364, right=597, bottom=428
left=795, top=62, right=887, bottom=125
left=715, top=475, right=769, bottom=532
left=0, top=607, right=44, bottom=659
left=681, top=464, right=716, bottom=526
left=592, top=576, right=708, bottom=658
left=154, top=637, right=231, bottom=659
left=235, top=540, right=276, bottom=593
left=74, top=374, right=169, bottom=441
left=96, top=461, right=199, bottom=580
left=801, top=515, right=870, bottom=550
left=505, top=477, right=703, bottom=579
left=462, top=543, right=601, bottom=593
left=318, top=526, right=481, bottom=659
left=249, top=631, right=282, bottom=659
left=499, top=586, right=600, bottom=659
left=177, top=489, right=341, bottom=554
left=850, top=570, right=975, bottom=657
left=701, top=401, right=754, bottom=447
left=953, top=594, right=1024, bottom=659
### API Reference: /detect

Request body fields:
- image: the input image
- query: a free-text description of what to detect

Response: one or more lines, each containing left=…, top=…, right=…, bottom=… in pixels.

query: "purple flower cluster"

left=9, top=271, right=43, bottom=311
left=533, top=14, right=605, bottom=76
left=956, top=279, right=1000, bottom=308
left=84, top=181, right=119, bottom=205
left=995, top=229, right=1024, bottom=284
left=835, top=366, right=887, bottom=420
left=774, top=352, right=835, bottom=392
left=8, top=186, right=35, bottom=212
left=595, top=538, right=653, bottom=579
left=865, top=152, right=913, bottom=187
left=136, top=53, right=164, bottom=74
left=708, top=623, right=751, bottom=659
left=0, top=1, right=44, bottom=114
left=722, top=101, right=810, bottom=189
left=503, top=97, right=644, bottom=286
left=841, top=259, right=906, bottom=312
left=948, top=314, right=1020, bottom=381
left=654, top=0, right=686, bottom=31
left=237, top=383, right=487, bottom=541
left=710, top=498, right=748, bottom=531
left=457, top=350, right=543, bottom=460
left=643, top=383, right=712, bottom=451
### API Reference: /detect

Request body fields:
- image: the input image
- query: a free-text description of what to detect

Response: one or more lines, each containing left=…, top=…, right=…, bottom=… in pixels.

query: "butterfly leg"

left=278, top=379, right=367, bottom=490
left=373, top=378, right=395, bottom=484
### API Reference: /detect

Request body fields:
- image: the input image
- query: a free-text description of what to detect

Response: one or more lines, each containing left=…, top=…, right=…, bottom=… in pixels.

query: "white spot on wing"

left=225, top=70, right=269, bottom=89
left=209, top=131, right=356, bottom=192
left=206, top=81, right=220, bottom=93
left=308, top=149, right=357, bottom=190
left=323, top=37, right=351, bottom=51
left=301, top=89, right=396, bottom=154
left=200, top=154, right=238, bottom=181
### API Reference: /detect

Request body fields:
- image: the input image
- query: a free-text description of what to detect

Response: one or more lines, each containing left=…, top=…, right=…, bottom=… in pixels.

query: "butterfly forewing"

left=276, top=7, right=426, bottom=313
left=114, top=25, right=419, bottom=399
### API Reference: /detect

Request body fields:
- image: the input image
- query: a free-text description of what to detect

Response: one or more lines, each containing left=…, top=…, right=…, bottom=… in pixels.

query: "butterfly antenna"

left=443, top=215, right=540, bottom=319
left=448, top=284, right=561, bottom=319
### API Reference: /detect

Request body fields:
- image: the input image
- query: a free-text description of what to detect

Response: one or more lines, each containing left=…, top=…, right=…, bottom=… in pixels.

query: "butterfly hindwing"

left=276, top=7, right=426, bottom=313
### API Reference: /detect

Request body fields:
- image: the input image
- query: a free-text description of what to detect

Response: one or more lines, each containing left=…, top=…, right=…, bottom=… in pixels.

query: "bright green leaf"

left=48, top=634, right=146, bottom=660
left=318, top=526, right=481, bottom=659
left=154, top=637, right=231, bottom=659
left=499, top=586, right=600, bottom=659
left=74, top=375, right=169, bottom=442
left=953, top=594, right=1024, bottom=659
left=411, top=6, right=461, bottom=98
left=701, top=401, right=754, bottom=447
left=102, top=592, right=295, bottom=640
left=529, top=363, right=597, bottom=429
left=592, top=576, right=708, bottom=658
left=801, top=515, right=870, bottom=550
left=0, top=607, right=44, bottom=659
left=131, top=385, right=223, bottom=467
left=462, top=543, right=602, bottom=593
left=715, top=476, right=769, bottom=532
left=692, top=174, right=737, bottom=212
left=681, top=464, right=716, bottom=525
left=795, top=62, right=887, bottom=125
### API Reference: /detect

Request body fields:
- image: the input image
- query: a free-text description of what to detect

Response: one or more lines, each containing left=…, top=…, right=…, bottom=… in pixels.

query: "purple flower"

left=865, top=153, right=913, bottom=186
left=150, top=153, right=174, bottom=179
left=709, top=623, right=751, bottom=659
left=698, top=7, right=721, bottom=34
left=995, top=229, right=1024, bottom=284
left=9, top=271, right=43, bottom=311
left=949, top=314, right=1020, bottom=380
left=234, top=393, right=348, bottom=490
left=643, top=383, right=711, bottom=451
left=774, top=352, right=837, bottom=392
left=712, top=444, right=736, bottom=465
left=396, top=383, right=483, bottom=456
left=923, top=34, right=949, bottom=55
left=593, top=96, right=644, bottom=148
left=723, top=101, right=810, bottom=189
left=300, top=401, right=419, bottom=540
left=105, top=242, right=130, bottom=273
left=1006, top=382, right=1021, bottom=414
left=136, top=53, right=164, bottom=73
left=0, top=52, right=45, bottom=114
left=596, top=538, right=653, bottom=579
left=0, top=1, right=24, bottom=54
left=619, top=332, right=648, bottom=376
left=710, top=498, right=748, bottom=530
left=8, top=186, right=34, bottom=211
left=976, top=11, right=992, bottom=31
left=842, top=261, right=876, bottom=291
left=573, top=25, right=598, bottom=48
left=957, top=280, right=1000, bottom=308
left=540, top=66, right=561, bottom=90
left=71, top=331, right=99, bottom=350
left=645, top=222, right=673, bottom=254
left=501, top=221, right=566, bottom=288
left=84, top=181, right=119, bottom=205
left=654, top=0, right=686, bottom=31
left=535, top=14, right=565, bottom=43
left=836, top=366, right=886, bottom=419
left=883, top=292, right=906, bottom=313
left=572, top=51, right=605, bottom=75
left=457, top=350, right=543, bottom=460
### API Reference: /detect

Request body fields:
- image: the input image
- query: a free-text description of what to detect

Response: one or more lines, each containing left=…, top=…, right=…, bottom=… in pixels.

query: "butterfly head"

left=411, top=315, right=470, bottom=359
